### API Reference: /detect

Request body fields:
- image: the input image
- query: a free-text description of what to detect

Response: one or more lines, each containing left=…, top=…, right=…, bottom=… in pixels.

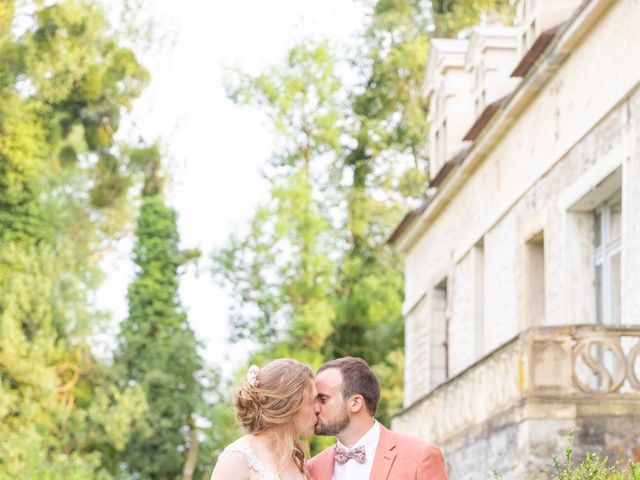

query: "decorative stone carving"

left=572, top=329, right=640, bottom=394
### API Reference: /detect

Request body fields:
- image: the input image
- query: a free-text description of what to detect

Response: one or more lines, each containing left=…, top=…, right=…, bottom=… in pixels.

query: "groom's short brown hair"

left=318, top=356, right=380, bottom=416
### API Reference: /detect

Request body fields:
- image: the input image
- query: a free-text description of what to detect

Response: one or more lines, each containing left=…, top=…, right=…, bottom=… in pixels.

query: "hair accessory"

left=247, top=364, right=260, bottom=387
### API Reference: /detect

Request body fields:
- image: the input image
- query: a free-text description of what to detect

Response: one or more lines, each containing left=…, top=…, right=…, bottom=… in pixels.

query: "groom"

left=309, top=357, right=447, bottom=480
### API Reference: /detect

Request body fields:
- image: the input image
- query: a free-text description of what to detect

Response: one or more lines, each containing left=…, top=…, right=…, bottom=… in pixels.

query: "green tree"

left=321, top=0, right=434, bottom=425
left=431, top=0, right=513, bottom=37
left=0, top=0, right=150, bottom=251
left=193, top=368, right=242, bottom=479
left=215, top=41, right=342, bottom=367
left=0, top=1, right=156, bottom=477
left=214, top=1, right=430, bottom=433
left=115, top=152, right=205, bottom=479
left=0, top=243, right=148, bottom=480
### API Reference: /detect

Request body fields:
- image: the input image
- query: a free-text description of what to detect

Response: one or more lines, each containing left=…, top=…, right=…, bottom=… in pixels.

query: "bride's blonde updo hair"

left=234, top=358, right=313, bottom=473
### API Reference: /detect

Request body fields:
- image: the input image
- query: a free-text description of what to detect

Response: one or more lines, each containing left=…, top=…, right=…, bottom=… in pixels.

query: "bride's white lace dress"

left=224, top=439, right=308, bottom=480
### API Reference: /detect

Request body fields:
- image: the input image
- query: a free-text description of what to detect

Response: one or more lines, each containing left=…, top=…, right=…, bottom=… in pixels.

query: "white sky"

left=96, top=0, right=366, bottom=375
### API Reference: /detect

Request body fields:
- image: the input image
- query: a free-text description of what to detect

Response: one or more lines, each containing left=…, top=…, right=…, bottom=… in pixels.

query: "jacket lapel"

left=318, top=446, right=336, bottom=480
left=370, top=425, right=397, bottom=480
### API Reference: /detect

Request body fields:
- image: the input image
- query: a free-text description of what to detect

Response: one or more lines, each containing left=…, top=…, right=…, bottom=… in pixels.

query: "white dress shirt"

left=332, top=421, right=380, bottom=480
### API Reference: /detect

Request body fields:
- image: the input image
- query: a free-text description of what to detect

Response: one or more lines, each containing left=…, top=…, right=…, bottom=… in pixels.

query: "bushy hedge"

left=491, top=433, right=640, bottom=479
left=550, top=436, right=640, bottom=480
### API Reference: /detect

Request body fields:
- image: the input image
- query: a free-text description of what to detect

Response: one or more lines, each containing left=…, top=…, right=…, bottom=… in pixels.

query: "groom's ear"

left=348, top=394, right=365, bottom=413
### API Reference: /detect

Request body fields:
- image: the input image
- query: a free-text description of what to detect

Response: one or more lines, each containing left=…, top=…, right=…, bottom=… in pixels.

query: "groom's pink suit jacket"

left=307, top=425, right=448, bottom=480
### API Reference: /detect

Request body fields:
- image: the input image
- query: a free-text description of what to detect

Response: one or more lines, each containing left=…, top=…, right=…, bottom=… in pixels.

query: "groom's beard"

left=314, top=405, right=350, bottom=436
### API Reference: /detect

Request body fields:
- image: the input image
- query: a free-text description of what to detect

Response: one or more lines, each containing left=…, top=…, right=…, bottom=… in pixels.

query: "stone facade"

left=390, top=0, right=640, bottom=477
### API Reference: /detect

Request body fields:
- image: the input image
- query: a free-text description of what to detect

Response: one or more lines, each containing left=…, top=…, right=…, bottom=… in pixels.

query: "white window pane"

left=611, top=252, right=621, bottom=324
left=595, top=264, right=603, bottom=324
left=594, top=210, right=602, bottom=247
left=610, top=199, right=622, bottom=240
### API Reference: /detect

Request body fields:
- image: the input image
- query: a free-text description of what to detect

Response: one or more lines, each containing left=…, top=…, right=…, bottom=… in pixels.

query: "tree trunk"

left=180, top=426, right=199, bottom=480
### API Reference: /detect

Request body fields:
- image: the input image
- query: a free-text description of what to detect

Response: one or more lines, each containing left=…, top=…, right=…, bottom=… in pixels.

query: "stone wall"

left=442, top=406, right=640, bottom=480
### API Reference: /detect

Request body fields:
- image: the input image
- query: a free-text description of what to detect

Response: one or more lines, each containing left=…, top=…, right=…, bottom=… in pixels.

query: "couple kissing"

left=211, top=356, right=447, bottom=480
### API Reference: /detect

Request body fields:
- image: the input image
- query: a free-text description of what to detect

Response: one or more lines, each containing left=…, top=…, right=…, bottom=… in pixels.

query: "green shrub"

left=550, top=432, right=640, bottom=480
left=491, top=432, right=640, bottom=480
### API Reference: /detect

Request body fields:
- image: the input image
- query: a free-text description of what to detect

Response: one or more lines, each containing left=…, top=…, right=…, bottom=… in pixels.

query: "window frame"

left=593, top=192, right=622, bottom=325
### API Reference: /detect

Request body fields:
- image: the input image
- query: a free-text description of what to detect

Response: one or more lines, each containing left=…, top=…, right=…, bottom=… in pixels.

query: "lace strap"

left=225, top=440, right=280, bottom=480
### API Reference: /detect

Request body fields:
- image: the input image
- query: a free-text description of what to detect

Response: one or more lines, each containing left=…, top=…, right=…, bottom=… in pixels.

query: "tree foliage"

left=214, top=0, right=434, bottom=434
left=114, top=163, right=205, bottom=478
left=431, top=0, right=514, bottom=37
left=0, top=243, right=148, bottom=480
left=0, top=1, right=159, bottom=478
left=216, top=42, right=342, bottom=369
left=193, top=368, right=242, bottom=479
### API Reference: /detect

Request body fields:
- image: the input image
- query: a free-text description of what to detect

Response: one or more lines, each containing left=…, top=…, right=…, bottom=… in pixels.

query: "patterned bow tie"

left=335, top=444, right=366, bottom=465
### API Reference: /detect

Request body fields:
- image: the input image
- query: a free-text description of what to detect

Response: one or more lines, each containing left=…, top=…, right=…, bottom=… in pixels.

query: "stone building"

left=389, top=0, right=640, bottom=477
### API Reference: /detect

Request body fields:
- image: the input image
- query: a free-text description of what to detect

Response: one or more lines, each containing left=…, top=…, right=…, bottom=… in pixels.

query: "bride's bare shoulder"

left=209, top=437, right=252, bottom=480
left=225, top=435, right=253, bottom=451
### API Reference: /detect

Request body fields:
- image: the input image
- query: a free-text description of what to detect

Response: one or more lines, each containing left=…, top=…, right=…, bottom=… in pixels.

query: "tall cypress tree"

left=116, top=157, right=203, bottom=479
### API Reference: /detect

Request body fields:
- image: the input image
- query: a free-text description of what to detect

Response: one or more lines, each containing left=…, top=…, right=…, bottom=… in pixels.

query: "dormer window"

left=424, top=38, right=473, bottom=182
left=514, top=0, right=580, bottom=64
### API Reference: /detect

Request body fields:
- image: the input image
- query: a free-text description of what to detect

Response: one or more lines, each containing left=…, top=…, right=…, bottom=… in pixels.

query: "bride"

left=210, top=358, right=317, bottom=480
